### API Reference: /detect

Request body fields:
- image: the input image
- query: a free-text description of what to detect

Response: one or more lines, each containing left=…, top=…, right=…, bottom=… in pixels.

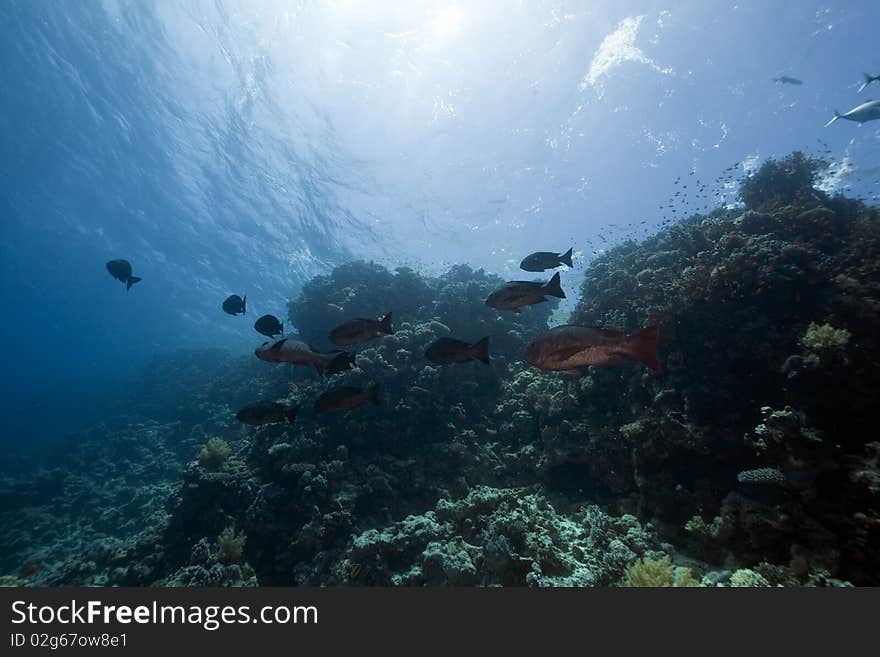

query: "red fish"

left=236, top=400, right=298, bottom=425
left=255, top=338, right=354, bottom=376
left=525, top=325, right=660, bottom=375
left=314, top=384, right=380, bottom=413
left=329, top=312, right=393, bottom=347
left=485, top=272, right=565, bottom=313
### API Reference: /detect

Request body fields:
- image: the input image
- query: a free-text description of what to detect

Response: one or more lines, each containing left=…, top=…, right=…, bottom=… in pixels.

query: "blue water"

left=1, top=0, right=878, bottom=445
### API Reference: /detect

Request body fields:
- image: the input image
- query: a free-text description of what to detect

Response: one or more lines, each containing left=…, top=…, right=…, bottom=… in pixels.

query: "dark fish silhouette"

left=425, top=337, right=490, bottom=365
left=254, top=314, right=283, bottom=338
left=525, top=325, right=660, bottom=375
left=106, top=259, right=142, bottom=291
left=773, top=76, right=802, bottom=85
left=485, top=272, right=565, bottom=313
left=858, top=73, right=880, bottom=93
left=314, top=384, right=380, bottom=413
left=255, top=337, right=353, bottom=375
left=329, top=312, right=393, bottom=347
left=236, top=400, right=298, bottom=425
left=520, top=248, right=573, bottom=272
left=222, top=294, right=246, bottom=315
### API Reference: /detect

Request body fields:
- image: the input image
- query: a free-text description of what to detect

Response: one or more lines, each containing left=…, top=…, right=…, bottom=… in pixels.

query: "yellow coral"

left=198, top=437, right=230, bottom=470
left=801, top=322, right=850, bottom=354
left=216, top=526, right=247, bottom=564
left=624, top=555, right=699, bottom=587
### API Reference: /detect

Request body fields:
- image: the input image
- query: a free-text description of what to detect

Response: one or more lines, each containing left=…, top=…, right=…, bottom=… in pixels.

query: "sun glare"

left=430, top=6, right=465, bottom=40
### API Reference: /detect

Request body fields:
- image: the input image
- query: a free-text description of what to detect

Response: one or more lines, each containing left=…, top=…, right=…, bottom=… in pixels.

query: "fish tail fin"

left=126, top=276, right=142, bottom=291
left=242, top=295, right=246, bottom=314
left=380, top=312, right=393, bottom=335
left=824, top=111, right=840, bottom=127
left=559, top=247, right=573, bottom=268
left=544, top=271, right=566, bottom=299
left=329, top=350, right=355, bottom=372
left=472, top=336, right=491, bottom=365
left=369, top=383, right=380, bottom=405
left=280, top=323, right=284, bottom=336
left=626, top=325, right=661, bottom=372
left=286, top=404, right=299, bottom=423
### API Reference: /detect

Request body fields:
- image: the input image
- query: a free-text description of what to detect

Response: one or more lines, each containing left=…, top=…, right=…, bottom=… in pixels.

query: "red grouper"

left=525, top=325, right=660, bottom=375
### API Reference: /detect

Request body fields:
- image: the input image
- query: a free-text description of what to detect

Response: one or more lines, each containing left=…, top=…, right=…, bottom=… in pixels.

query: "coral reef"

left=567, top=156, right=880, bottom=584
left=1, top=155, right=878, bottom=587
left=334, top=486, right=660, bottom=587
left=738, top=151, right=828, bottom=212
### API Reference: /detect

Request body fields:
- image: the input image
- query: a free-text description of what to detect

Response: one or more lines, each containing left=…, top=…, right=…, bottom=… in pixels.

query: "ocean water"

left=1, top=1, right=879, bottom=586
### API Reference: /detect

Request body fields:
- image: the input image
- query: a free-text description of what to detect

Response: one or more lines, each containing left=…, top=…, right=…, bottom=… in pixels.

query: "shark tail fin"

left=824, top=111, right=841, bottom=128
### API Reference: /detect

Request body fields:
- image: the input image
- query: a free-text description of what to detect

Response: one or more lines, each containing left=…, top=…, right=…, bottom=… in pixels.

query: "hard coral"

left=728, top=569, right=770, bottom=587
left=801, top=322, right=850, bottom=355
left=198, top=438, right=230, bottom=471
left=623, top=555, right=699, bottom=587
left=216, top=526, right=247, bottom=564
left=338, top=486, right=659, bottom=586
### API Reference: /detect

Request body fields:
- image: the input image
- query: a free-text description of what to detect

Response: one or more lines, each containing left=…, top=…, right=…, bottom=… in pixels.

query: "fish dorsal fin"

left=270, top=338, right=288, bottom=351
